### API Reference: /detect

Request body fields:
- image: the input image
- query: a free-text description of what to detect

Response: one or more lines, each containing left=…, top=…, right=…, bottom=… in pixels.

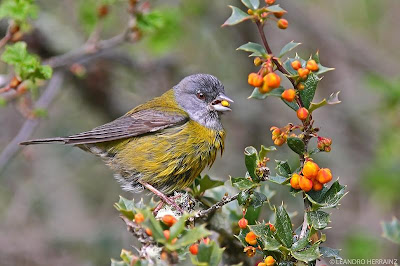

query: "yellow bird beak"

left=211, top=93, right=234, bottom=112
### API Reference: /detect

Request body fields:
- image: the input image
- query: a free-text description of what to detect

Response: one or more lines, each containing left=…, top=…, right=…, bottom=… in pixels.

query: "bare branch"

left=195, top=192, right=239, bottom=219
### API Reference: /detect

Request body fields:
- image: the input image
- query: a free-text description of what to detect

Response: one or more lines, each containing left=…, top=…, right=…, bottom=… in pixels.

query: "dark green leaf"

left=222, top=6, right=251, bottom=26
left=305, top=180, right=347, bottom=209
left=287, top=137, right=305, bottom=155
left=283, top=98, right=300, bottom=111
left=382, top=217, right=400, bottom=244
left=199, top=175, right=224, bottom=194
left=278, top=41, right=301, bottom=58
left=274, top=205, right=293, bottom=247
left=251, top=191, right=267, bottom=208
left=192, top=241, right=225, bottom=266
left=114, top=196, right=136, bottom=220
left=265, top=5, right=286, bottom=12
left=244, top=146, right=258, bottom=180
left=299, top=73, right=320, bottom=109
left=169, top=213, right=190, bottom=240
left=275, top=160, right=291, bottom=178
left=175, top=224, right=210, bottom=248
left=292, top=244, right=320, bottom=262
left=307, top=211, right=330, bottom=230
left=241, top=0, right=259, bottom=10
left=259, top=145, right=276, bottom=160
left=268, top=175, right=289, bottom=185
left=237, top=191, right=250, bottom=205
left=245, top=205, right=261, bottom=224
left=142, top=210, right=165, bottom=242
left=249, top=87, right=284, bottom=100
left=231, top=177, right=256, bottom=191
left=249, top=224, right=282, bottom=251
left=291, top=230, right=310, bottom=251
left=237, top=42, right=267, bottom=57
left=319, top=246, right=342, bottom=260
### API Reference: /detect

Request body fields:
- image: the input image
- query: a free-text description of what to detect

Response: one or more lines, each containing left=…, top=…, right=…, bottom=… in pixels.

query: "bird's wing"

left=21, top=109, right=189, bottom=145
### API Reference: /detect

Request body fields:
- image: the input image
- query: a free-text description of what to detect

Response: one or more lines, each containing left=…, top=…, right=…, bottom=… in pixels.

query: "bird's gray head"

left=173, top=74, right=233, bottom=130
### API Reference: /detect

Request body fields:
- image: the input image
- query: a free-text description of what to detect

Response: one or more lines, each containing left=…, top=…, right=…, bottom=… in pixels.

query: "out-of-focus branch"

left=0, top=71, right=65, bottom=173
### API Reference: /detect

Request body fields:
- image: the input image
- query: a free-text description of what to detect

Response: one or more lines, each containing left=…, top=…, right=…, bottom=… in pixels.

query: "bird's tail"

left=20, top=137, right=66, bottom=145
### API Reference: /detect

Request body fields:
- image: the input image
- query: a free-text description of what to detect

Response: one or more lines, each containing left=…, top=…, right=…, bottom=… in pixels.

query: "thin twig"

left=195, top=192, right=239, bottom=219
left=0, top=71, right=65, bottom=173
left=0, top=28, right=12, bottom=49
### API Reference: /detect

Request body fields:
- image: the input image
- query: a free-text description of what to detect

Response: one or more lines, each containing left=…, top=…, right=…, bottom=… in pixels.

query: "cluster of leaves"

left=1, top=42, right=52, bottom=82
left=0, top=0, right=38, bottom=31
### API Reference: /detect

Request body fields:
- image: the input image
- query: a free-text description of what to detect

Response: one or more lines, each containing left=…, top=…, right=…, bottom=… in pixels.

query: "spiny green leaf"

left=305, top=180, right=347, bottom=209
left=291, top=230, right=310, bottom=252
left=198, top=175, right=224, bottom=194
left=237, top=190, right=250, bottom=205
left=307, top=210, right=330, bottom=230
left=275, top=160, right=291, bottom=178
left=241, top=0, right=259, bottom=10
left=292, top=244, right=320, bottom=262
left=309, top=91, right=341, bottom=113
left=249, top=87, right=284, bottom=100
left=381, top=217, right=400, bottom=244
left=265, top=4, right=286, bottom=13
left=274, top=205, right=293, bottom=247
left=169, top=213, right=190, bottom=240
left=251, top=191, right=267, bottom=208
left=175, top=224, right=210, bottom=248
left=142, top=209, right=165, bottom=242
left=299, top=73, right=320, bottom=109
left=191, top=241, right=225, bottom=266
left=222, top=6, right=251, bottom=26
left=268, top=175, right=289, bottom=185
left=287, top=137, right=305, bottom=155
left=231, top=176, right=256, bottom=191
left=245, top=205, right=261, bottom=225
left=237, top=42, right=267, bottom=57
left=259, top=145, right=276, bottom=160
left=319, top=246, right=342, bottom=260
left=312, top=52, right=335, bottom=75
left=279, top=41, right=301, bottom=58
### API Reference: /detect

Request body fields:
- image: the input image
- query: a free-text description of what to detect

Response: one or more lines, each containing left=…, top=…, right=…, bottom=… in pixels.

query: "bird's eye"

left=196, top=92, right=205, bottom=100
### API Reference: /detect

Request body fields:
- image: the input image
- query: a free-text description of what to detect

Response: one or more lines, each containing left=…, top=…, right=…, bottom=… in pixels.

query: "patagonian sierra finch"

left=21, top=74, right=233, bottom=212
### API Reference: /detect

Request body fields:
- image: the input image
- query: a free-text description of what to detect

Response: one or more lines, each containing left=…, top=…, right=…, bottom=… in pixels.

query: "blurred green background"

left=1, top=0, right=399, bottom=265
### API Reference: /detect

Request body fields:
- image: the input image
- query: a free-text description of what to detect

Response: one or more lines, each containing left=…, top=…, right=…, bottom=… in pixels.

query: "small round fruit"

left=238, top=218, right=248, bottom=229
left=245, top=248, right=256, bottom=257
left=248, top=73, right=264, bottom=87
left=189, top=244, right=199, bottom=255
left=274, top=11, right=285, bottom=18
left=163, top=230, right=170, bottom=240
left=297, top=83, right=305, bottom=90
left=313, top=180, right=323, bottom=191
left=290, top=173, right=301, bottom=190
left=265, top=255, right=276, bottom=266
left=247, top=9, right=254, bottom=15
left=264, top=73, right=281, bottom=88
left=306, top=59, right=319, bottom=72
left=266, top=222, right=276, bottom=232
left=245, top=231, right=257, bottom=245
left=265, top=0, right=275, bottom=4
left=134, top=213, right=145, bottom=223
left=274, top=138, right=285, bottom=146
left=317, top=168, right=332, bottom=184
left=162, top=214, right=177, bottom=227
left=281, top=89, right=296, bottom=102
left=254, top=57, right=262, bottom=66
left=299, top=176, right=313, bottom=192
left=297, top=68, right=310, bottom=80
left=297, top=107, right=309, bottom=121
left=302, top=161, right=320, bottom=179
left=277, top=19, right=288, bottom=29
left=291, top=60, right=302, bottom=70
left=145, top=227, right=152, bottom=236
left=202, top=237, right=210, bottom=244
left=259, top=82, right=272, bottom=94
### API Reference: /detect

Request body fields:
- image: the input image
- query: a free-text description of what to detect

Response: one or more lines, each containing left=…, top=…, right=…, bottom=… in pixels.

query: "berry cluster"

left=290, top=160, right=333, bottom=192
left=317, top=136, right=332, bottom=152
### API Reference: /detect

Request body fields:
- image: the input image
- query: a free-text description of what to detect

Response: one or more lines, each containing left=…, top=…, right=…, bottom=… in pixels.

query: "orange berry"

left=296, top=107, right=309, bottom=121
left=202, top=237, right=210, bottom=245
left=162, top=214, right=177, bottom=227
left=303, top=161, right=320, bottom=179
left=317, top=168, right=332, bottom=184
left=266, top=222, right=276, bottom=232
left=163, top=230, right=170, bottom=240
left=281, top=89, right=296, bottom=102
left=297, top=83, right=305, bottom=91
left=247, top=9, right=254, bottom=15
left=258, top=263, right=267, bottom=266
left=145, top=227, right=152, bottom=236
left=291, top=60, right=302, bottom=70
left=254, top=57, right=262, bottom=66
left=277, top=19, right=288, bottom=29
left=274, top=138, right=285, bottom=146
left=313, top=180, right=323, bottom=191
left=134, top=213, right=145, bottom=224
left=259, top=82, right=272, bottom=94
left=264, top=255, right=276, bottom=266
left=299, top=176, right=313, bottom=192
left=238, top=218, right=248, bottom=229
left=189, top=244, right=199, bottom=255
left=264, top=73, right=281, bottom=88
left=297, top=68, right=310, bottom=80
left=265, top=0, right=275, bottom=4
left=290, top=173, right=301, bottom=190
left=274, top=11, right=285, bottom=18
left=160, top=251, right=168, bottom=260
left=245, top=247, right=256, bottom=257
left=248, top=73, right=264, bottom=87
left=306, top=60, right=319, bottom=72
left=245, top=231, right=257, bottom=245
left=324, top=146, right=332, bottom=152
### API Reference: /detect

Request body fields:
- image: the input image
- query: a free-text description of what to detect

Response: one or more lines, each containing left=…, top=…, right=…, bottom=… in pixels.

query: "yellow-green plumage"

left=94, top=90, right=225, bottom=193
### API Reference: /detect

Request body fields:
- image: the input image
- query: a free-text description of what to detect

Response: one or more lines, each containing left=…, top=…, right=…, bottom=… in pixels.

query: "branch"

left=0, top=71, right=65, bottom=173
left=195, top=192, right=239, bottom=219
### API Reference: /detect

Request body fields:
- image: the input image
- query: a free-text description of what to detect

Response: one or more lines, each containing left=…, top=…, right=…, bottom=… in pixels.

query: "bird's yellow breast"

left=106, top=120, right=225, bottom=193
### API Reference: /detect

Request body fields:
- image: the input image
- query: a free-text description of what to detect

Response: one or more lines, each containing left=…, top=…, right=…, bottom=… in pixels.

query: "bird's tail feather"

left=20, top=137, right=66, bottom=145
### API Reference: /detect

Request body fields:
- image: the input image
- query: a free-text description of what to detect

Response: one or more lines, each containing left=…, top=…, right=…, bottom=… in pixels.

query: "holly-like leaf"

left=251, top=191, right=267, bottom=208
left=274, top=205, right=293, bottom=247
left=292, top=244, right=320, bottom=262
left=265, top=4, right=286, bottom=13
left=175, top=224, right=211, bottom=248
left=268, top=175, right=289, bottom=185
left=249, top=87, right=284, bottom=100
left=237, top=42, right=267, bottom=57
left=305, top=180, right=347, bottom=209
left=287, top=137, right=305, bottom=155
left=381, top=217, right=400, bottom=244
left=299, top=73, right=320, bottom=109
left=191, top=241, right=225, bottom=266
left=309, top=91, right=341, bottom=113
left=259, top=145, right=276, bottom=160
left=245, top=205, right=261, bottom=225
left=222, top=6, right=251, bottom=26
left=319, top=246, right=342, bottom=260
left=275, top=160, right=291, bottom=178
left=244, top=146, right=258, bottom=180
left=283, top=55, right=306, bottom=75
left=198, top=175, right=224, bottom=194
left=169, top=213, right=191, bottom=240
left=142, top=210, right=165, bottom=242
left=307, top=210, right=330, bottom=230
left=114, top=196, right=137, bottom=220
left=291, top=230, right=310, bottom=252
left=278, top=41, right=301, bottom=58
left=231, top=177, right=256, bottom=191
left=312, top=52, right=335, bottom=75
left=237, top=190, right=250, bottom=205
left=241, top=0, right=259, bottom=10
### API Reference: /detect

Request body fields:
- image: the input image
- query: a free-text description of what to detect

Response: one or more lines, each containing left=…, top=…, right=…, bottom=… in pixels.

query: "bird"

left=21, top=74, right=233, bottom=211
